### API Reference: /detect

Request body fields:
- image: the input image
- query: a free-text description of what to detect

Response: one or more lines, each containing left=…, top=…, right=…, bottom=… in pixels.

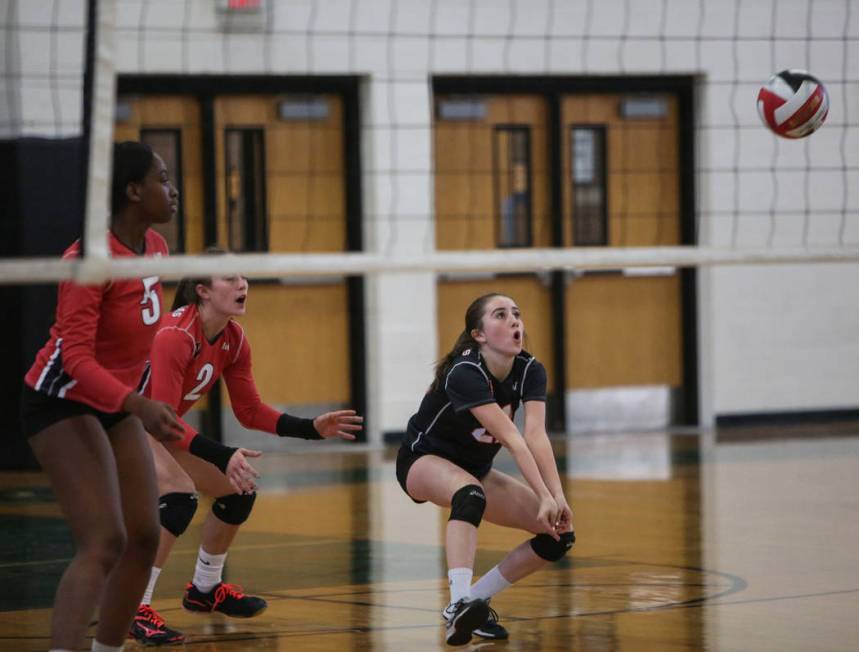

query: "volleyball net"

left=1, top=0, right=858, bottom=284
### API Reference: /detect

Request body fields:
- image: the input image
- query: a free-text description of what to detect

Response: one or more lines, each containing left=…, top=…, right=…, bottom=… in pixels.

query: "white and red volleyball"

left=757, top=69, right=829, bottom=139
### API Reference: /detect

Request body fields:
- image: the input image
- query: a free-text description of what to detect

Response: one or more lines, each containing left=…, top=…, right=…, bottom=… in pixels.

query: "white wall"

left=8, top=0, right=859, bottom=435
left=701, top=263, right=859, bottom=421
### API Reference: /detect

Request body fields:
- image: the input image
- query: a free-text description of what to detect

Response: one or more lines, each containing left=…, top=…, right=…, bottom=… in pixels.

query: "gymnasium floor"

left=1, top=427, right=857, bottom=651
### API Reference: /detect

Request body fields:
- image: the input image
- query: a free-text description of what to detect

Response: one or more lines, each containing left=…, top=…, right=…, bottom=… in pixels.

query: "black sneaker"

left=474, top=604, right=509, bottom=640
left=129, top=604, right=185, bottom=646
left=443, top=598, right=489, bottom=646
left=182, top=582, right=267, bottom=618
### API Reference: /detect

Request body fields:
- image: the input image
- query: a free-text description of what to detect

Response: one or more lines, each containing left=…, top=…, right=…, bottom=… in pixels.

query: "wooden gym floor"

left=0, top=427, right=857, bottom=651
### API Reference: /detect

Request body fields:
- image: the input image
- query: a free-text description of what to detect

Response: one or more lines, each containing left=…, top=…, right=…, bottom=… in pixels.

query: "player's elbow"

left=58, top=346, right=93, bottom=375
left=233, top=407, right=259, bottom=429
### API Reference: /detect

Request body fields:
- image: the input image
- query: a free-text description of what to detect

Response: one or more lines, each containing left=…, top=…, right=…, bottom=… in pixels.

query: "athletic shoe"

left=443, top=599, right=508, bottom=641
left=443, top=597, right=489, bottom=646
left=129, top=604, right=185, bottom=646
left=182, top=582, right=267, bottom=618
left=473, top=604, right=509, bottom=640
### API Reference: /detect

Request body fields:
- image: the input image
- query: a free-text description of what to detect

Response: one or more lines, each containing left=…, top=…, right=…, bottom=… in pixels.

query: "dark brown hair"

left=171, top=247, right=228, bottom=311
left=430, top=293, right=505, bottom=391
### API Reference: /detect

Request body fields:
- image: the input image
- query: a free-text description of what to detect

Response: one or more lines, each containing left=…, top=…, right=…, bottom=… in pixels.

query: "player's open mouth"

left=513, top=330, right=521, bottom=342
left=236, top=296, right=246, bottom=305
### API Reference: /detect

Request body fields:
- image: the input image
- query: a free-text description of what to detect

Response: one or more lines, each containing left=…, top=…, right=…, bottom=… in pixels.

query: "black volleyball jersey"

left=404, top=348, right=547, bottom=472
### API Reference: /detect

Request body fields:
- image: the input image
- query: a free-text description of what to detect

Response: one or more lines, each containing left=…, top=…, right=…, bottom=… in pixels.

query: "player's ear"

left=195, top=282, right=209, bottom=302
left=125, top=180, right=143, bottom=204
left=471, top=328, right=485, bottom=343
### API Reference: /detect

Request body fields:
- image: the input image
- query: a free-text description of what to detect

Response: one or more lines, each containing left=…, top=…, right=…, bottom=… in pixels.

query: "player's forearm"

left=507, top=439, right=554, bottom=500
left=524, top=431, right=564, bottom=497
left=187, top=434, right=238, bottom=473
left=276, top=413, right=321, bottom=439
left=65, top=359, right=133, bottom=413
left=232, top=402, right=278, bottom=433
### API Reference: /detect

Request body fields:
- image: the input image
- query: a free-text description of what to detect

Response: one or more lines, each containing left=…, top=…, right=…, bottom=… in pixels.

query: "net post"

left=80, top=0, right=117, bottom=283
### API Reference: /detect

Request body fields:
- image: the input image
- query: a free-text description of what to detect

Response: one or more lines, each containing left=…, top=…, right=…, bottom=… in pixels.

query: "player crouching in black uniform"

left=396, top=293, right=575, bottom=646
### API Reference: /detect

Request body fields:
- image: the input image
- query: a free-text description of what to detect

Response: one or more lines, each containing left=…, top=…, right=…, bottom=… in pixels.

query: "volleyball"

left=757, top=69, right=829, bottom=139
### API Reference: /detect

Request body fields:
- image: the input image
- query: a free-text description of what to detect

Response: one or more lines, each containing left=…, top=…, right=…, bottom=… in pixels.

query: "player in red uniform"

left=20, top=141, right=184, bottom=652
left=129, top=266, right=363, bottom=645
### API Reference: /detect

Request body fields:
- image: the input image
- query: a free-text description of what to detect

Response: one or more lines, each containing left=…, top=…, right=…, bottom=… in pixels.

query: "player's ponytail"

left=171, top=247, right=228, bottom=311
left=430, top=293, right=502, bottom=391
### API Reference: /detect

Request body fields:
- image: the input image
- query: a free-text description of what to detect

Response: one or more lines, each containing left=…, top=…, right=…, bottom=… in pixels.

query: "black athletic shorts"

left=20, top=384, right=132, bottom=439
left=395, top=444, right=491, bottom=504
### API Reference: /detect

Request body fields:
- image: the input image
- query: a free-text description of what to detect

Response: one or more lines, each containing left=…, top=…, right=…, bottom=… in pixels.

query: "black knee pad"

left=159, top=492, right=198, bottom=537
left=449, top=484, right=486, bottom=527
left=212, top=492, right=256, bottom=525
left=530, top=531, right=575, bottom=562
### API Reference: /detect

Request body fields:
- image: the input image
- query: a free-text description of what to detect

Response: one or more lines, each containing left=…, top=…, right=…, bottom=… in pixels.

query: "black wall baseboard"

left=716, top=409, right=859, bottom=429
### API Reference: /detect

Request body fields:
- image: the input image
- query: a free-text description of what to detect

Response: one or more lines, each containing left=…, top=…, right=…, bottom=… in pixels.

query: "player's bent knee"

left=159, top=492, right=198, bottom=537
left=448, top=484, right=486, bottom=527
left=530, top=532, right=575, bottom=562
left=212, top=492, right=256, bottom=525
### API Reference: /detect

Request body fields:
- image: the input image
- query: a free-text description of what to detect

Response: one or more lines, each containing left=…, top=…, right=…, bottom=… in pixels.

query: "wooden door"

left=561, top=94, right=683, bottom=401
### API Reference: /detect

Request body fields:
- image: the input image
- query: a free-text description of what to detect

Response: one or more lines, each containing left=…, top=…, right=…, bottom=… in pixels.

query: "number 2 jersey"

left=24, top=230, right=169, bottom=414
left=404, top=347, right=547, bottom=475
left=141, top=303, right=281, bottom=448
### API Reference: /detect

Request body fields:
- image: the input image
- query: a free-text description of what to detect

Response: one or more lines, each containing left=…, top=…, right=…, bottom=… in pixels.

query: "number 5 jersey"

left=25, top=230, right=169, bottom=413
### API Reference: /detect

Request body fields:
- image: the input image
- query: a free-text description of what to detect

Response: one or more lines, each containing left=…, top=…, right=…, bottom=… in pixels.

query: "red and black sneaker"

left=182, top=582, right=267, bottom=618
left=129, top=604, right=185, bottom=646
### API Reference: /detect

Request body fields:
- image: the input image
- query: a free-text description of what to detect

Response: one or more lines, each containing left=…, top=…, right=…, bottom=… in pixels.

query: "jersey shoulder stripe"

left=61, top=242, right=81, bottom=260
left=155, top=324, right=196, bottom=349
left=444, top=360, right=489, bottom=391
left=520, top=356, right=536, bottom=396
left=154, top=306, right=199, bottom=360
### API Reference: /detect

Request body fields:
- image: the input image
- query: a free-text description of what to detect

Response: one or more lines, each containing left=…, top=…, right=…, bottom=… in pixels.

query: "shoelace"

left=486, top=606, right=500, bottom=624
left=213, top=583, right=246, bottom=609
left=445, top=598, right=467, bottom=618
left=137, top=605, right=166, bottom=628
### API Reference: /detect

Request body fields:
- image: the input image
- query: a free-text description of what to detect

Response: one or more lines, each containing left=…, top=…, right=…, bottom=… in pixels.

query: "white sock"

left=141, top=566, right=162, bottom=605
left=193, top=547, right=227, bottom=593
left=447, top=567, right=473, bottom=605
left=471, top=565, right=511, bottom=601
left=91, top=641, right=123, bottom=652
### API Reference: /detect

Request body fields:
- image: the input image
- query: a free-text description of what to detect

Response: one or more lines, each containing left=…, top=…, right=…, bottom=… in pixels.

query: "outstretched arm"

left=523, top=400, right=573, bottom=533
left=224, top=337, right=363, bottom=441
left=470, top=403, right=560, bottom=538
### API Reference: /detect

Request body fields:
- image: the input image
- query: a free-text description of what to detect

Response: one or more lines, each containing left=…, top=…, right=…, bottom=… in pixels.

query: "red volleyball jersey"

left=143, top=303, right=280, bottom=448
left=25, top=230, right=169, bottom=414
